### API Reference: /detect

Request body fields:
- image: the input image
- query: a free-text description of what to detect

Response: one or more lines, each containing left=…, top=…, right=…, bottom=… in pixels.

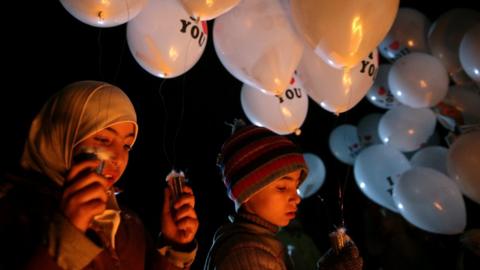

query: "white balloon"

left=298, top=153, right=326, bottom=198
left=389, top=52, right=449, bottom=108
left=354, top=144, right=411, bottom=212
left=241, top=75, right=308, bottom=135
left=299, top=49, right=378, bottom=114
left=410, top=146, right=449, bottom=176
left=357, top=113, right=383, bottom=147
left=179, top=0, right=241, bottom=21
left=434, top=84, right=480, bottom=131
left=378, top=105, right=436, bottom=152
left=213, top=0, right=303, bottom=95
left=393, top=167, right=466, bottom=235
left=447, top=131, right=480, bottom=204
left=127, top=0, right=208, bottom=78
left=366, top=64, right=400, bottom=109
left=379, top=8, right=431, bottom=61
left=60, top=0, right=147, bottom=27
left=428, top=9, right=480, bottom=85
left=329, top=125, right=362, bottom=165
left=459, top=24, right=480, bottom=84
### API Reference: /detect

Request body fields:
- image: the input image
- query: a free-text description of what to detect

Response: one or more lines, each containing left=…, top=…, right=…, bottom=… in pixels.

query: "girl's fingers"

left=63, top=171, right=109, bottom=200
left=173, top=193, right=195, bottom=209
left=64, top=182, right=108, bottom=207
left=66, top=159, right=101, bottom=182
left=173, top=204, right=198, bottom=222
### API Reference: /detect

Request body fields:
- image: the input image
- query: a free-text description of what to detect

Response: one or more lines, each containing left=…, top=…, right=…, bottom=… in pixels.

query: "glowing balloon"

left=298, top=153, right=326, bottom=198
left=127, top=0, right=208, bottom=78
left=393, top=167, right=466, bottom=235
left=241, top=75, right=308, bottom=135
left=179, top=0, right=241, bottom=21
left=366, top=64, right=400, bottom=109
left=299, top=49, right=378, bottom=114
left=213, top=0, right=303, bottom=95
left=354, top=144, right=411, bottom=212
left=447, top=131, right=480, bottom=204
left=60, top=0, right=147, bottom=27
left=329, top=125, right=362, bottom=165
left=290, top=0, right=399, bottom=68
left=389, top=52, right=449, bottom=108
left=428, top=9, right=480, bottom=84
left=459, top=24, right=480, bottom=84
left=378, top=105, right=436, bottom=152
left=379, top=8, right=430, bottom=61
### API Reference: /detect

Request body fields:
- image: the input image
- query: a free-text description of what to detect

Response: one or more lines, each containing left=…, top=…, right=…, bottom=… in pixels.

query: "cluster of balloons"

left=326, top=106, right=476, bottom=235
left=347, top=8, right=479, bottom=236
left=60, top=1, right=480, bottom=236
left=60, top=0, right=243, bottom=79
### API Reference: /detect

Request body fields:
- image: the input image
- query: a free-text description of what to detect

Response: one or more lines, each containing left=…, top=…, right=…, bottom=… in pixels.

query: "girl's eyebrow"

left=105, top=127, right=135, bottom=139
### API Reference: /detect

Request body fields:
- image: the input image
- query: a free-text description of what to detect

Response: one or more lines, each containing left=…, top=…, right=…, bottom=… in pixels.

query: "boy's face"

left=243, top=169, right=303, bottom=227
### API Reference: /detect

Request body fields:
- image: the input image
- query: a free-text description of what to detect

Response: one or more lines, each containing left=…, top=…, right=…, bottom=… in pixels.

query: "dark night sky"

left=1, top=1, right=479, bottom=269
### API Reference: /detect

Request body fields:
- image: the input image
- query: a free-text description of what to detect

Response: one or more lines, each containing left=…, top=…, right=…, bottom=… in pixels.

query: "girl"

left=0, top=81, right=198, bottom=269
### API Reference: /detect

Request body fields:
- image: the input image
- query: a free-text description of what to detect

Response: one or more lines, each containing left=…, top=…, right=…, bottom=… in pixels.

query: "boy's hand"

left=316, top=241, right=363, bottom=270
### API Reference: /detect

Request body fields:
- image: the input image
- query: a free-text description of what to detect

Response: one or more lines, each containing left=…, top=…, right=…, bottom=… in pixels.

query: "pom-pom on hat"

left=217, top=120, right=308, bottom=209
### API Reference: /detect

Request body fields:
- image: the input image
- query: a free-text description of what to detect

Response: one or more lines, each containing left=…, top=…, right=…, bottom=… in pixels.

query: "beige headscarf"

left=21, top=80, right=138, bottom=186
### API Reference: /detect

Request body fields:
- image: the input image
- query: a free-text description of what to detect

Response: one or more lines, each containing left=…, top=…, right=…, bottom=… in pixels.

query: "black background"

left=1, top=1, right=479, bottom=269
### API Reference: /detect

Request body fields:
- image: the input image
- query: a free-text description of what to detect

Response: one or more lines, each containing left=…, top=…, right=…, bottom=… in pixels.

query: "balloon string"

left=112, top=0, right=130, bottom=83
left=112, top=32, right=128, bottom=83
left=316, top=194, right=333, bottom=231
left=157, top=76, right=186, bottom=171
left=158, top=79, right=172, bottom=168
left=97, top=28, right=104, bottom=80
left=171, top=74, right=187, bottom=168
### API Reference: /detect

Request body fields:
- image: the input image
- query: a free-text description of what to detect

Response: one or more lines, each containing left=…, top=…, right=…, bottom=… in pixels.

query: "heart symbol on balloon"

left=389, top=41, right=400, bottom=51
left=378, top=87, right=386, bottom=96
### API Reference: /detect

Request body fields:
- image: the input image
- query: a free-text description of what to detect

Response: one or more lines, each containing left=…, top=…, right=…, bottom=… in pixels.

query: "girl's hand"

left=61, top=159, right=109, bottom=232
left=161, top=186, right=199, bottom=245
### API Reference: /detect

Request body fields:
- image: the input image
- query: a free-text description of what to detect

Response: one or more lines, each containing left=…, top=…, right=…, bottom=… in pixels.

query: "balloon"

left=378, top=105, right=436, bottom=152
left=459, top=24, right=480, bottom=84
left=434, top=85, right=480, bottom=131
left=393, top=167, right=466, bottom=235
left=241, top=74, right=308, bottom=135
left=379, top=8, right=431, bottom=61
left=357, top=113, right=383, bottom=147
left=447, top=131, right=480, bottom=204
left=127, top=0, right=208, bottom=78
left=329, top=125, right=362, bottom=165
left=354, top=144, right=411, bottom=212
left=179, top=0, right=241, bottom=21
left=366, top=64, right=400, bottom=109
left=298, top=153, right=326, bottom=198
left=299, top=49, right=378, bottom=114
left=290, top=0, right=399, bottom=68
left=389, top=52, right=449, bottom=108
left=428, top=9, right=480, bottom=84
left=60, top=0, right=147, bottom=27
left=213, top=0, right=303, bottom=95
left=410, top=146, right=449, bottom=176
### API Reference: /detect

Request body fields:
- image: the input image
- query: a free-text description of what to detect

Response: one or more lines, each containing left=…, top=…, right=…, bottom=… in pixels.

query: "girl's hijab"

left=21, top=80, right=138, bottom=187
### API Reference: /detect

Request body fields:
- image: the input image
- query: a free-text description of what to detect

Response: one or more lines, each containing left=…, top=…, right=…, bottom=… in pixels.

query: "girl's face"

left=74, top=122, right=136, bottom=187
left=243, top=169, right=303, bottom=227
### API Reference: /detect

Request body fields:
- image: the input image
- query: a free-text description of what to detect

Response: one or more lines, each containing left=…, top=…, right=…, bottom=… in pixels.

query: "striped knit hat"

left=217, top=122, right=308, bottom=209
